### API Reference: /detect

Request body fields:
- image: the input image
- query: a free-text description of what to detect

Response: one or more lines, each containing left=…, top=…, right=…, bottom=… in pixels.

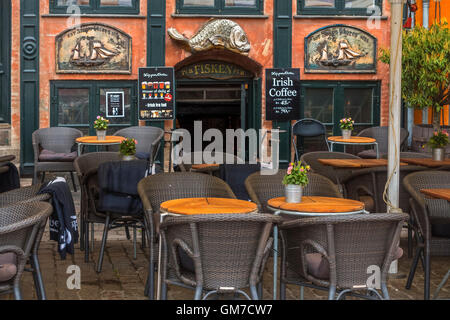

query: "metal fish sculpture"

left=168, top=19, right=251, bottom=55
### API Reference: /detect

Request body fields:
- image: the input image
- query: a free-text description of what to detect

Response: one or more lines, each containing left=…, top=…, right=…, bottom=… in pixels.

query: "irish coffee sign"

left=138, top=67, right=175, bottom=121
left=265, top=68, right=300, bottom=121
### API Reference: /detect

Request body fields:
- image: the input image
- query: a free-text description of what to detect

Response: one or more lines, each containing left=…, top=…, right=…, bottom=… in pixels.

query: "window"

left=301, top=81, right=380, bottom=136
left=50, top=0, right=140, bottom=14
left=298, top=0, right=381, bottom=16
left=50, top=81, right=138, bottom=135
left=176, top=0, right=263, bottom=15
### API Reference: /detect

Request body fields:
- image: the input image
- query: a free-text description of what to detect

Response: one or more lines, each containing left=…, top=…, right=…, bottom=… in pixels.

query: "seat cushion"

left=306, top=253, right=330, bottom=280
left=305, top=247, right=404, bottom=281
left=38, top=149, right=77, bottom=162
left=0, top=252, right=17, bottom=282
left=357, top=149, right=377, bottom=159
left=135, top=152, right=150, bottom=160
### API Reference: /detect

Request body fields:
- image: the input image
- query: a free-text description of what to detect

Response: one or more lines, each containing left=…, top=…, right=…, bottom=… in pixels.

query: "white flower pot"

left=121, top=154, right=136, bottom=161
left=285, top=184, right=303, bottom=203
left=432, top=148, right=445, bottom=161
left=341, top=129, right=352, bottom=140
left=96, top=129, right=106, bottom=141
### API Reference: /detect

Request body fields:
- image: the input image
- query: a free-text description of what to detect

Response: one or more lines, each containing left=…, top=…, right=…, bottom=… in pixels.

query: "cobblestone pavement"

left=1, top=176, right=449, bottom=300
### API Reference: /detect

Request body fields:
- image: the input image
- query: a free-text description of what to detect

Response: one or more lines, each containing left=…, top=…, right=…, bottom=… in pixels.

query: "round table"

left=267, top=196, right=365, bottom=216
left=160, top=197, right=258, bottom=215
left=327, top=136, right=379, bottom=159
left=75, top=136, right=126, bottom=155
left=267, top=195, right=366, bottom=300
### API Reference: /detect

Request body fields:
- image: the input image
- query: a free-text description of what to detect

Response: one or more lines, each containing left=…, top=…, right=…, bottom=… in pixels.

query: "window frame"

left=297, top=0, right=382, bottom=16
left=49, top=0, right=140, bottom=15
left=300, top=81, right=380, bottom=136
left=50, top=80, right=138, bottom=135
left=175, top=0, right=264, bottom=15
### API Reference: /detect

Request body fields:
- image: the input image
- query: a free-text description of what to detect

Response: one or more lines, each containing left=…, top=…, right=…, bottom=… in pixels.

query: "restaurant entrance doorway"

left=175, top=81, right=249, bottom=155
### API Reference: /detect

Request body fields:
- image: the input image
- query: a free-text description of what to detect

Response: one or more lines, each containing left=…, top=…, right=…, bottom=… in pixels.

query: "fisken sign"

left=265, top=68, right=300, bottom=121
left=176, top=61, right=252, bottom=80
left=56, top=23, right=132, bottom=74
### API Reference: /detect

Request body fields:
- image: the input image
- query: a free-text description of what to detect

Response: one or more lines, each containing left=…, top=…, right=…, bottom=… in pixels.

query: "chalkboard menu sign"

left=138, top=67, right=175, bottom=121
left=265, top=68, right=300, bottom=121
left=106, top=92, right=125, bottom=118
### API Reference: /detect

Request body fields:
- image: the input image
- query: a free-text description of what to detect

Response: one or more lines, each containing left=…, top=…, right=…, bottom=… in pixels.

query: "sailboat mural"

left=319, top=40, right=363, bottom=67
left=305, top=25, right=376, bottom=74
left=70, top=37, right=118, bottom=67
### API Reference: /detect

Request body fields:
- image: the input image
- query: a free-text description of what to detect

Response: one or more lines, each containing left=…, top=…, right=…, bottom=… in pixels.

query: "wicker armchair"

left=351, top=126, right=409, bottom=159
left=0, top=202, right=53, bottom=300
left=160, top=213, right=280, bottom=300
left=32, top=127, right=83, bottom=191
left=0, top=184, right=51, bottom=299
left=279, top=212, right=408, bottom=300
left=74, top=152, right=122, bottom=262
left=301, top=151, right=361, bottom=196
left=245, top=170, right=342, bottom=213
left=137, top=172, right=237, bottom=299
left=112, top=126, right=164, bottom=164
left=403, top=171, right=450, bottom=300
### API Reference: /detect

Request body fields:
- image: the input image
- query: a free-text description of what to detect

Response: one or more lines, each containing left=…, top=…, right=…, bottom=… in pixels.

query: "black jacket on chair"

left=39, top=177, right=78, bottom=259
left=0, top=163, right=20, bottom=193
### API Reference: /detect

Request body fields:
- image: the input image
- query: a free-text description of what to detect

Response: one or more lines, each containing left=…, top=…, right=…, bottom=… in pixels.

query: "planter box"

left=411, top=124, right=450, bottom=155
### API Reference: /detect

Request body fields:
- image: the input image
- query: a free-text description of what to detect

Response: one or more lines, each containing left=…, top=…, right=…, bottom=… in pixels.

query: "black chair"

left=292, top=118, right=329, bottom=161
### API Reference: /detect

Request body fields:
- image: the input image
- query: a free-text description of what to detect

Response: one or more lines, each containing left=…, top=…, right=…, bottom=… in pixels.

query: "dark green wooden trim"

left=175, top=0, right=263, bottom=15
left=297, top=0, right=382, bottom=16
left=0, top=0, right=11, bottom=124
left=299, top=80, right=381, bottom=135
left=147, top=0, right=166, bottom=163
left=273, top=0, right=292, bottom=166
left=50, top=80, right=138, bottom=135
left=20, top=0, right=40, bottom=173
left=49, top=0, right=140, bottom=14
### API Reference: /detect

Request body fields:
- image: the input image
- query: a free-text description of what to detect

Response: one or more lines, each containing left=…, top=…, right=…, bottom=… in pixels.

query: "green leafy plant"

left=93, top=116, right=109, bottom=130
left=427, top=130, right=449, bottom=149
left=339, top=117, right=355, bottom=130
left=119, top=138, right=137, bottom=156
left=282, top=162, right=310, bottom=186
left=379, top=21, right=450, bottom=131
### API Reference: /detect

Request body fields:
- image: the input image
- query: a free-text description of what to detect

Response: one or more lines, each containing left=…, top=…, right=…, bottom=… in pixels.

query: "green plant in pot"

left=93, top=116, right=109, bottom=141
left=282, top=162, right=310, bottom=203
left=427, top=130, right=449, bottom=161
left=379, top=21, right=450, bottom=133
left=119, top=138, right=137, bottom=161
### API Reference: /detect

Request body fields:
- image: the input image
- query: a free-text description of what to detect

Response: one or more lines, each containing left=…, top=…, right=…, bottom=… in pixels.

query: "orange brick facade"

left=2, top=1, right=393, bottom=167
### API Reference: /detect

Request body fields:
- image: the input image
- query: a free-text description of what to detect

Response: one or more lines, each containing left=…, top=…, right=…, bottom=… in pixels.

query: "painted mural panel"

left=56, top=23, right=132, bottom=74
left=305, top=25, right=377, bottom=73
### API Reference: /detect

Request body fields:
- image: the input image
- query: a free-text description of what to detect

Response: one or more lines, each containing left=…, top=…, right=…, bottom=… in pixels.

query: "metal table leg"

left=273, top=210, right=281, bottom=300
left=433, top=269, right=450, bottom=300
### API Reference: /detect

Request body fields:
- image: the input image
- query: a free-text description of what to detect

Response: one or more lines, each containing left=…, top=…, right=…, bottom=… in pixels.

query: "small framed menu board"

left=265, top=68, right=300, bottom=121
left=138, top=67, right=175, bottom=121
left=106, top=92, right=125, bottom=118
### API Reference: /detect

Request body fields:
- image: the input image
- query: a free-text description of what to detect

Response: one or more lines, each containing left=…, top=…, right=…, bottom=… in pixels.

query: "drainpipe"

left=422, top=0, right=430, bottom=124
left=407, top=1, right=416, bottom=147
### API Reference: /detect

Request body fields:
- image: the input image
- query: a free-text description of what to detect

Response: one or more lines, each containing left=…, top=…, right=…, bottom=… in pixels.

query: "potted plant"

left=282, top=162, right=310, bottom=203
left=93, top=116, right=109, bottom=141
left=119, top=138, right=137, bottom=161
left=339, top=117, right=354, bottom=139
left=427, top=130, right=449, bottom=161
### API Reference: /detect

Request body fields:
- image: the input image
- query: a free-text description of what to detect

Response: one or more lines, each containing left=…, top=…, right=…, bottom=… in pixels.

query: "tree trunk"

left=432, top=107, right=441, bottom=132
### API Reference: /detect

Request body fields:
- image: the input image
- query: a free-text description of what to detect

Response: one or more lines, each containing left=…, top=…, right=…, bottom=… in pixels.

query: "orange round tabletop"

left=76, top=136, right=126, bottom=144
left=267, top=196, right=364, bottom=214
left=191, top=164, right=220, bottom=170
left=160, top=197, right=258, bottom=215
left=328, top=136, right=376, bottom=143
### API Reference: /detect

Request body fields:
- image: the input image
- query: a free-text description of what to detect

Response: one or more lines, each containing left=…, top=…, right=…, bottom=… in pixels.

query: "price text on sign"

left=265, top=68, right=300, bottom=121
left=138, top=67, right=175, bottom=121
